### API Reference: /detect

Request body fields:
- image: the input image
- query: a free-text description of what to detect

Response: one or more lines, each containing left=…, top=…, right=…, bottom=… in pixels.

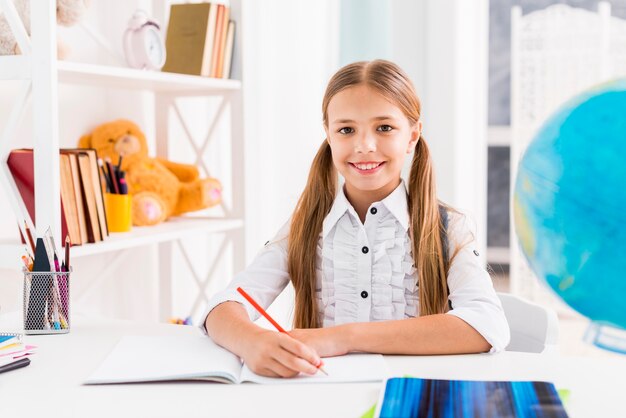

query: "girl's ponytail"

left=288, top=140, right=336, bottom=328
left=407, top=135, right=451, bottom=315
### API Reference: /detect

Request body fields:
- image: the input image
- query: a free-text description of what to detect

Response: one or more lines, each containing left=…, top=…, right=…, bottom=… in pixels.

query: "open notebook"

left=85, top=335, right=388, bottom=385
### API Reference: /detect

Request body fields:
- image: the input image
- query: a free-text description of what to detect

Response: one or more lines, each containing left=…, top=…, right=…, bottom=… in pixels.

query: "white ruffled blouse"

left=203, top=182, right=510, bottom=352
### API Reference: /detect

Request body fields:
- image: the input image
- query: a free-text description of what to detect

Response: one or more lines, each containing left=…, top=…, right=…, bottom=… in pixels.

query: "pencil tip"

left=318, top=366, right=328, bottom=376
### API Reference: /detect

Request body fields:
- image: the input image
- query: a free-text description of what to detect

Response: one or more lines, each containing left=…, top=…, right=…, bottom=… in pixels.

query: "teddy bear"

left=78, top=119, right=223, bottom=226
left=0, top=0, right=90, bottom=58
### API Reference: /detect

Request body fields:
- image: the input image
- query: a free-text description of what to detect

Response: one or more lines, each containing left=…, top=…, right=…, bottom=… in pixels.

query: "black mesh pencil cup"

left=23, top=268, right=71, bottom=334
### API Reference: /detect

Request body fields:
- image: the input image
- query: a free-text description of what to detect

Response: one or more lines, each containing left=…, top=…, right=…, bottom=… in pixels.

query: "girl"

left=204, top=60, right=510, bottom=378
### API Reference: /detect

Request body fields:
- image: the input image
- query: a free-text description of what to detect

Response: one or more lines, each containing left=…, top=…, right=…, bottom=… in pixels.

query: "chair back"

left=498, top=292, right=559, bottom=353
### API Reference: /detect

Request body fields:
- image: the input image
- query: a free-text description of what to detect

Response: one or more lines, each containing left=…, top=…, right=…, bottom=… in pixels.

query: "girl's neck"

left=344, top=179, right=402, bottom=223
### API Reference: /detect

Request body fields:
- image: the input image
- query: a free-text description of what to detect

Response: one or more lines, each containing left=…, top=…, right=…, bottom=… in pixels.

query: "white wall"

left=393, top=0, right=489, bottom=262
left=0, top=0, right=487, bottom=325
left=0, top=0, right=340, bottom=325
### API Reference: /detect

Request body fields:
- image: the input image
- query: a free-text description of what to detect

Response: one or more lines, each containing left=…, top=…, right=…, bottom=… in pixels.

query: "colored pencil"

left=23, top=220, right=36, bottom=256
left=64, top=235, right=71, bottom=269
left=236, top=286, right=328, bottom=376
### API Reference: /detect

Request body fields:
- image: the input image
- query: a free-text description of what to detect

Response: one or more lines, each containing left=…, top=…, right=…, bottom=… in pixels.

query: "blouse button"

left=370, top=207, right=377, bottom=215
left=361, top=290, right=368, bottom=299
left=361, top=246, right=369, bottom=254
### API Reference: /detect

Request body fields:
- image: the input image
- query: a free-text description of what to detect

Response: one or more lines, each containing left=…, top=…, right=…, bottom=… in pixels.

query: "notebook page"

left=85, top=335, right=243, bottom=384
left=240, top=353, right=388, bottom=384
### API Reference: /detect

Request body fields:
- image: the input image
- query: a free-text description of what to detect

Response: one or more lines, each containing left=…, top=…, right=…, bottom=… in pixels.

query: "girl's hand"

left=289, top=326, right=350, bottom=357
left=241, top=329, right=322, bottom=378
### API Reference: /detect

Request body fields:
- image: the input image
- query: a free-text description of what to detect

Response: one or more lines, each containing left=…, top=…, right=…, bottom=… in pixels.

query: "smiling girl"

left=203, top=60, right=510, bottom=378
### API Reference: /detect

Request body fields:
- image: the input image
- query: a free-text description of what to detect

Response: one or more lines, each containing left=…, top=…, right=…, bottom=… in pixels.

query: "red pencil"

left=236, top=286, right=327, bottom=376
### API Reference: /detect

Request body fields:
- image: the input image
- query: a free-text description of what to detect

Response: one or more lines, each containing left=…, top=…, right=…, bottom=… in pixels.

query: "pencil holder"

left=22, top=268, right=71, bottom=335
left=104, top=193, right=132, bottom=232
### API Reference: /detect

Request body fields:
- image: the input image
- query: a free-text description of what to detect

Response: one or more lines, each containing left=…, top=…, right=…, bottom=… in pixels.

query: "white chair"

left=498, top=292, right=559, bottom=353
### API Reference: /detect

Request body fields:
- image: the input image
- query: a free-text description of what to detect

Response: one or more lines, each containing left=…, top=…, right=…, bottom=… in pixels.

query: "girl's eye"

left=338, top=127, right=354, bottom=135
left=377, top=125, right=393, bottom=132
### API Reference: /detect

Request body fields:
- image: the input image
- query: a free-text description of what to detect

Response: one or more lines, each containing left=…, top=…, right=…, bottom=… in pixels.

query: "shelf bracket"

left=176, top=236, right=230, bottom=319
left=172, top=97, right=234, bottom=216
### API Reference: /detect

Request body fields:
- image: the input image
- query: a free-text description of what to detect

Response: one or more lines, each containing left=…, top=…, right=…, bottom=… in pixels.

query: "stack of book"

left=162, top=2, right=236, bottom=78
left=0, top=333, right=35, bottom=374
left=8, top=149, right=109, bottom=246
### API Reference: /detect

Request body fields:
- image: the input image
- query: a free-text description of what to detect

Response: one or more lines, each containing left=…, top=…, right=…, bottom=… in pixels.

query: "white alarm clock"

left=123, top=10, right=166, bottom=70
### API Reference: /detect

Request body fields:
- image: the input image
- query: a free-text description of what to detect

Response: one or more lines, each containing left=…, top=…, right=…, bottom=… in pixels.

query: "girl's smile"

left=349, top=161, right=386, bottom=174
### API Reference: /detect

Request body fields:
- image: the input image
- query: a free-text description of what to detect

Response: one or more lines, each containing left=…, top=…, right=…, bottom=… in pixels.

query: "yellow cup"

left=104, top=193, right=132, bottom=233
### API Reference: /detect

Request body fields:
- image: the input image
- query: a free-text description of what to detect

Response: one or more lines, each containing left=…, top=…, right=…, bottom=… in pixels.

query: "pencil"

left=64, top=235, right=71, bottom=269
left=98, top=158, right=113, bottom=193
left=105, top=158, right=120, bottom=194
left=24, top=220, right=36, bottom=255
left=236, top=286, right=328, bottom=376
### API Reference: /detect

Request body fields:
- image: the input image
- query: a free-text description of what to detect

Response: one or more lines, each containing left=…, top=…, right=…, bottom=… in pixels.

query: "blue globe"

left=514, top=79, right=626, bottom=353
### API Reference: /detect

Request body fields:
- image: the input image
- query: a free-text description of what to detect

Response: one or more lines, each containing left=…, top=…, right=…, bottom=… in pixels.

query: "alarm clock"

left=123, top=10, right=166, bottom=70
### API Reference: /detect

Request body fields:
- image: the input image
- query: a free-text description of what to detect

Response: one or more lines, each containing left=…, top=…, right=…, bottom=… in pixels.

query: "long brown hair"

left=288, top=60, right=453, bottom=328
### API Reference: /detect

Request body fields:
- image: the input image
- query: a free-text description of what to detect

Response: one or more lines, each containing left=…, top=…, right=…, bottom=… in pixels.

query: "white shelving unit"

left=0, top=0, right=245, bottom=321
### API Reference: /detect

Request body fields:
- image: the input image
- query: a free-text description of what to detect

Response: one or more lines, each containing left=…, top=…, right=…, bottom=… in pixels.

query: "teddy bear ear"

left=78, top=133, right=92, bottom=148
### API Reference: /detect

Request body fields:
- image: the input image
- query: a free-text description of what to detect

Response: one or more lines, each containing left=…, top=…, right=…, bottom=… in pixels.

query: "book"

left=85, top=335, right=388, bottom=385
left=375, top=377, right=569, bottom=418
left=58, top=154, right=82, bottom=245
left=7, top=149, right=70, bottom=244
left=162, top=3, right=212, bottom=76
left=210, top=4, right=226, bottom=78
left=200, top=3, right=219, bottom=77
left=221, top=21, right=236, bottom=79
left=77, top=153, right=102, bottom=242
left=215, top=7, right=230, bottom=78
left=65, top=152, right=88, bottom=244
left=0, top=333, right=22, bottom=350
left=82, top=149, right=108, bottom=239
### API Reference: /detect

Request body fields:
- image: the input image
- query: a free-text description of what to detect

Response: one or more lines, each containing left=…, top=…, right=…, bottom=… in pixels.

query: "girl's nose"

left=354, top=132, right=376, bottom=153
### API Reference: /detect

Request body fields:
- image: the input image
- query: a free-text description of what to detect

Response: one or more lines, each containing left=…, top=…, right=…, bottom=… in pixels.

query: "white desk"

left=0, top=314, right=624, bottom=418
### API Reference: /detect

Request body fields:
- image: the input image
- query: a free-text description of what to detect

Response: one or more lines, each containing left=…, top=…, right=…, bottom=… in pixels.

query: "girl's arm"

left=202, top=220, right=323, bottom=377
left=291, top=315, right=490, bottom=356
left=350, top=315, right=490, bottom=354
left=206, top=302, right=322, bottom=377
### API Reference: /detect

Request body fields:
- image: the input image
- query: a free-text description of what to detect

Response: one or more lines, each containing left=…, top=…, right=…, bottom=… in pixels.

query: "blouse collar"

left=322, top=180, right=410, bottom=238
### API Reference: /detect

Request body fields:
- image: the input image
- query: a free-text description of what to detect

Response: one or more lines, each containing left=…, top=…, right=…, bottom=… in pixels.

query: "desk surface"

left=0, top=314, right=624, bottom=418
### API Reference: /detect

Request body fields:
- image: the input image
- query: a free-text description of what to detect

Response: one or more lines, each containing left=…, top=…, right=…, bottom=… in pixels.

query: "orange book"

left=66, top=152, right=89, bottom=244
left=59, top=153, right=82, bottom=245
left=210, top=4, right=225, bottom=78
left=200, top=3, right=219, bottom=77
left=216, top=7, right=230, bottom=78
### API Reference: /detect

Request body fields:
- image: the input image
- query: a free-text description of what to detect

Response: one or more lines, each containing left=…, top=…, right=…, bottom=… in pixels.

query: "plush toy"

left=78, top=119, right=223, bottom=226
left=0, top=0, right=90, bottom=58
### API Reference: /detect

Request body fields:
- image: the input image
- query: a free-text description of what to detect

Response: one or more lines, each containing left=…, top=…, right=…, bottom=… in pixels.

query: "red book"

left=7, top=149, right=70, bottom=244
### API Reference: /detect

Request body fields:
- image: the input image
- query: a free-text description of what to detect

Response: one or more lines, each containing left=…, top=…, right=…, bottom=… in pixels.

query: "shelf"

left=58, top=61, right=241, bottom=93
left=0, top=58, right=241, bottom=93
left=0, top=217, right=243, bottom=269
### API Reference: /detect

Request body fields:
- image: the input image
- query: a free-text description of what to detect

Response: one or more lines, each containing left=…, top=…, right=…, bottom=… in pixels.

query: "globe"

left=513, top=79, right=626, bottom=354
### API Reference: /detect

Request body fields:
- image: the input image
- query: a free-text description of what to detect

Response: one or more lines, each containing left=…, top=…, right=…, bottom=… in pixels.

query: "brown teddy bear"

left=78, top=119, right=222, bottom=226
left=0, top=0, right=90, bottom=58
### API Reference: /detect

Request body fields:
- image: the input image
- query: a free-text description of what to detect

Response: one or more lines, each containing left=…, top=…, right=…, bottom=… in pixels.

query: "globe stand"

left=584, top=322, right=626, bottom=355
